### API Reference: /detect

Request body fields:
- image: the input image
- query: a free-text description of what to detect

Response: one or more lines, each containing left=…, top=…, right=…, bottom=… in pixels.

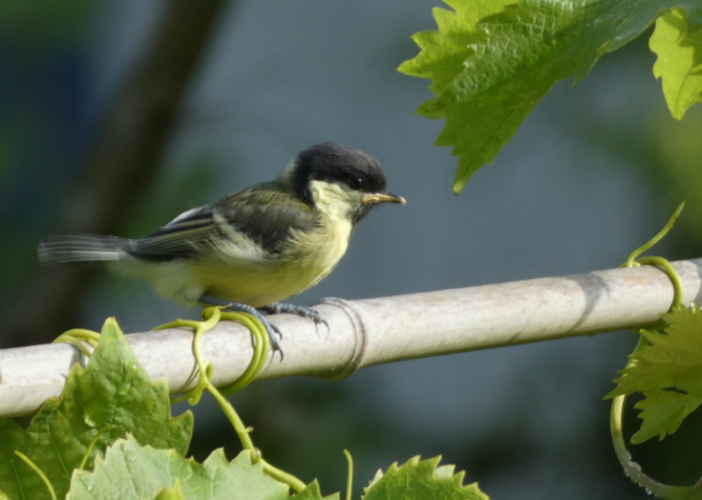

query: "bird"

left=39, top=142, right=405, bottom=352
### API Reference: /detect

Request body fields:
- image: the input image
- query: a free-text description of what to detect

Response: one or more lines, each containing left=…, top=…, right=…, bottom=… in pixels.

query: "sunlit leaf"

left=607, top=306, right=702, bottom=443
left=400, top=0, right=702, bottom=193
left=67, top=439, right=289, bottom=500
left=363, top=455, right=489, bottom=500
left=651, top=8, right=702, bottom=120
left=0, top=318, right=193, bottom=500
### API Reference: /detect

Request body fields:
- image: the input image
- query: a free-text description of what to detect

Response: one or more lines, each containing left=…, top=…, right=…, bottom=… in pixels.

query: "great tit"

left=39, top=143, right=405, bottom=351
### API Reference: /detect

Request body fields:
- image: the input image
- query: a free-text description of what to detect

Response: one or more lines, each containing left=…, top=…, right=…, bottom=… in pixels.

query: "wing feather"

left=127, top=184, right=320, bottom=262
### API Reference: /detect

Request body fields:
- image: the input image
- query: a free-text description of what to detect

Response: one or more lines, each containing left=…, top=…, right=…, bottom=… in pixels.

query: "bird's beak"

left=362, top=192, right=406, bottom=205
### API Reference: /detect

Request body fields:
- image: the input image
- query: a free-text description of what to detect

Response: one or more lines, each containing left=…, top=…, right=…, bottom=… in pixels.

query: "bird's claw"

left=198, top=296, right=330, bottom=355
left=197, top=295, right=283, bottom=354
left=261, top=302, right=329, bottom=332
left=235, top=308, right=283, bottom=354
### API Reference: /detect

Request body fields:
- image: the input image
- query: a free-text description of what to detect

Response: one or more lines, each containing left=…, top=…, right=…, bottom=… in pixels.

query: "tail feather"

left=39, top=234, right=132, bottom=264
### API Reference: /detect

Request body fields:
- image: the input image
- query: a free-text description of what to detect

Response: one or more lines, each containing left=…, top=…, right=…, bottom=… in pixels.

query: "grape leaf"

left=294, top=481, right=340, bottom=500
left=363, top=455, right=489, bottom=500
left=607, top=306, right=702, bottom=443
left=149, top=480, right=186, bottom=500
left=0, top=318, right=193, bottom=500
left=650, top=7, right=702, bottom=120
left=399, top=0, right=702, bottom=193
left=67, top=438, right=290, bottom=500
left=631, top=390, right=700, bottom=443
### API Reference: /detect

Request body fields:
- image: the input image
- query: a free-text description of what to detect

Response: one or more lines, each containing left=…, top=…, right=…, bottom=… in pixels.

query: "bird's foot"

left=199, top=295, right=283, bottom=354
left=224, top=303, right=284, bottom=354
left=260, top=302, right=329, bottom=333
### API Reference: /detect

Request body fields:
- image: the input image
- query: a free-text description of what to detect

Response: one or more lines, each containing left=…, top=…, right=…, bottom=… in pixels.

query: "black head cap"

left=291, top=143, right=390, bottom=207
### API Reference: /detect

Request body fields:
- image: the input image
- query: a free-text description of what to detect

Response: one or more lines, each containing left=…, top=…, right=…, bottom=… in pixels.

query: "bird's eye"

left=350, top=177, right=364, bottom=190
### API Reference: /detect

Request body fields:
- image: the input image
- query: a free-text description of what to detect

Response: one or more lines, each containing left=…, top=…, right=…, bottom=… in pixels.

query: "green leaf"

left=0, top=318, right=193, bottom=500
left=66, top=437, right=289, bottom=500
left=363, top=455, right=489, bottom=500
left=400, top=0, right=702, bottom=193
left=650, top=8, right=702, bottom=120
left=606, top=306, right=702, bottom=443
left=0, top=1, right=94, bottom=51
left=149, top=480, right=186, bottom=500
left=294, top=481, right=340, bottom=500
left=630, top=390, right=701, bottom=443
left=398, top=0, right=514, bottom=95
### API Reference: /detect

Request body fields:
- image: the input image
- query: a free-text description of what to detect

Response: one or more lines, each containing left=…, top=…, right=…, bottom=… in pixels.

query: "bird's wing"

left=126, top=204, right=216, bottom=261
left=127, top=185, right=319, bottom=262
left=214, top=185, right=320, bottom=252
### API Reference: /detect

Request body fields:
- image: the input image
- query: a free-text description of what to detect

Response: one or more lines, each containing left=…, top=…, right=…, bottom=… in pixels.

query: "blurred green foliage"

left=0, top=0, right=94, bottom=55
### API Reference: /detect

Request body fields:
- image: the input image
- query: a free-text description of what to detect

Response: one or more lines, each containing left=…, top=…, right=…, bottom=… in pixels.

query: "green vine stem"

left=53, top=328, right=102, bottom=358
left=200, top=327, right=305, bottom=492
left=610, top=200, right=700, bottom=498
left=258, top=458, right=307, bottom=493
left=611, top=377, right=702, bottom=499
left=158, top=306, right=270, bottom=403
left=14, top=450, right=58, bottom=500
left=79, top=425, right=116, bottom=470
left=47, top=306, right=304, bottom=493
left=344, top=449, right=354, bottom=500
left=636, top=256, right=684, bottom=312
left=158, top=307, right=224, bottom=405
left=622, top=200, right=685, bottom=268
left=157, top=306, right=306, bottom=493
left=217, top=310, right=270, bottom=394
left=610, top=340, right=695, bottom=500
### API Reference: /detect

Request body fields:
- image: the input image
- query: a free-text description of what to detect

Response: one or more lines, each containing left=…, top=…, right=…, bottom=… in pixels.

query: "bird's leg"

left=199, top=295, right=283, bottom=353
left=260, top=302, right=329, bottom=332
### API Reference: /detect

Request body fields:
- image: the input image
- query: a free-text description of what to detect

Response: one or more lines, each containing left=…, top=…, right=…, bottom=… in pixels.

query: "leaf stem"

left=610, top=389, right=693, bottom=499
left=623, top=200, right=685, bottom=268
left=14, top=450, right=57, bottom=500
left=637, top=256, right=684, bottom=311
left=206, top=376, right=256, bottom=451
left=79, top=425, right=116, bottom=470
left=53, top=328, right=101, bottom=358
left=260, top=459, right=307, bottom=493
left=162, top=308, right=223, bottom=405
left=344, top=449, right=354, bottom=500
left=218, top=311, right=269, bottom=394
left=159, top=306, right=307, bottom=493
left=609, top=200, right=698, bottom=498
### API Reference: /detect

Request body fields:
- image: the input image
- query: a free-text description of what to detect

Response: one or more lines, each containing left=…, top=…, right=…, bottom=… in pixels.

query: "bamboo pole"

left=1, top=258, right=700, bottom=417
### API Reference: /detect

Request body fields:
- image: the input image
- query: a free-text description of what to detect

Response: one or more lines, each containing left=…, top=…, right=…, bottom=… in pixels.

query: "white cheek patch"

left=310, top=180, right=364, bottom=220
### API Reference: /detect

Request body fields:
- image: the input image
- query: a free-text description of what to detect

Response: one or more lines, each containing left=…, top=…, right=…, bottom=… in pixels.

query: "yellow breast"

left=189, top=212, right=352, bottom=307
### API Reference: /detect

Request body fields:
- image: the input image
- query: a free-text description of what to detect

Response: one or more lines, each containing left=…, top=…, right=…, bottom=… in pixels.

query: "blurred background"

left=1, top=1, right=702, bottom=498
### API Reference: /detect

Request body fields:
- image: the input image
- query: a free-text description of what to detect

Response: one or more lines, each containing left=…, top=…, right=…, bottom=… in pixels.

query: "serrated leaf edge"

left=364, top=455, right=482, bottom=495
